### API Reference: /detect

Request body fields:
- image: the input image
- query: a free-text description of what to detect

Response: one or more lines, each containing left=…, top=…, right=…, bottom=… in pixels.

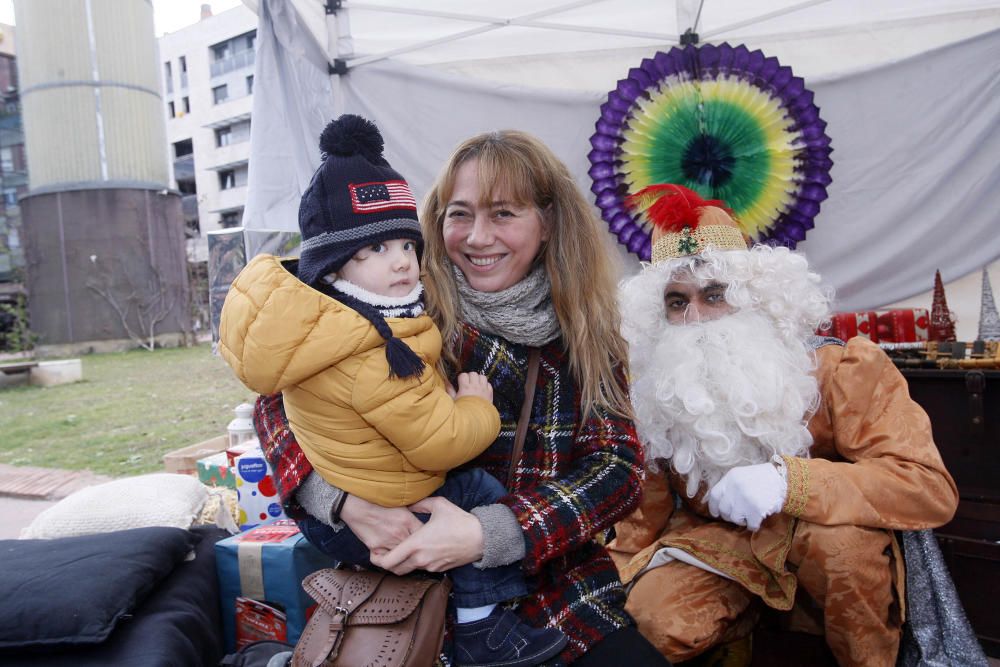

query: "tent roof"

left=262, top=0, right=1000, bottom=83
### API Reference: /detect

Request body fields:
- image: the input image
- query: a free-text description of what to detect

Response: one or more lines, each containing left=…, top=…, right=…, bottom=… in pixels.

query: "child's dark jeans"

left=298, top=467, right=527, bottom=608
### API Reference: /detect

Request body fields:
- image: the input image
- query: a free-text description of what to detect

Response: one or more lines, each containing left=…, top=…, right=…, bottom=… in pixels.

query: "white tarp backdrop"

left=241, top=0, right=1000, bottom=319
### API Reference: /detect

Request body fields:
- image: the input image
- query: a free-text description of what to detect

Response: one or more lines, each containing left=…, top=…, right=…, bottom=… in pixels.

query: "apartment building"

left=0, top=22, right=26, bottom=285
left=158, top=4, right=256, bottom=261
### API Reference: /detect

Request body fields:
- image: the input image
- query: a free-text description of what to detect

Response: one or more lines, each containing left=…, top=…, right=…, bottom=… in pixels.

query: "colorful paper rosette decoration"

left=589, top=43, right=833, bottom=259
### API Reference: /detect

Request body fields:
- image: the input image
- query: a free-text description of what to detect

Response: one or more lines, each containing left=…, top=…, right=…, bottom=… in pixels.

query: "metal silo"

left=15, top=0, right=189, bottom=349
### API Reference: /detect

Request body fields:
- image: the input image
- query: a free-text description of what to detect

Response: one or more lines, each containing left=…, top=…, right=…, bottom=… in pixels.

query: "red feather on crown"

left=625, top=184, right=733, bottom=234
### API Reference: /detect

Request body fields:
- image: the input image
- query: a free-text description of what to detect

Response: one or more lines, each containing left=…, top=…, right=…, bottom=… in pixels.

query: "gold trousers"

left=624, top=521, right=900, bottom=666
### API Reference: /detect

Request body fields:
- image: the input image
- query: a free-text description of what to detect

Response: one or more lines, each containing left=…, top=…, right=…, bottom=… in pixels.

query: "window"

left=179, top=56, right=187, bottom=73
left=211, top=42, right=231, bottom=62
left=219, top=169, right=236, bottom=190
left=182, top=96, right=190, bottom=113
left=215, top=126, right=232, bottom=147
left=0, top=147, right=12, bottom=172
left=215, top=121, right=250, bottom=147
left=220, top=210, right=243, bottom=228
left=173, top=138, right=193, bottom=158
left=246, top=75, right=254, bottom=95
left=245, top=32, right=256, bottom=51
left=163, top=61, right=172, bottom=93
left=167, top=100, right=175, bottom=118
left=212, top=84, right=228, bottom=105
left=4, top=187, right=17, bottom=207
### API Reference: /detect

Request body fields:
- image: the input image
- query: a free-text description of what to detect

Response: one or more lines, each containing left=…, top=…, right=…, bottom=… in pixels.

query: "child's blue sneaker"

left=453, top=606, right=568, bottom=667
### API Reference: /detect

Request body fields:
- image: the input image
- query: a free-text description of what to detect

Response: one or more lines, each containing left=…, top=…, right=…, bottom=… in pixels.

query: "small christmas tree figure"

left=979, top=267, right=1000, bottom=341
left=929, top=269, right=957, bottom=341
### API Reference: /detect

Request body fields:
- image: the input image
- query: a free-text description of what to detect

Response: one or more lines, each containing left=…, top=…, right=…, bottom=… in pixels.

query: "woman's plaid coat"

left=255, top=323, right=645, bottom=663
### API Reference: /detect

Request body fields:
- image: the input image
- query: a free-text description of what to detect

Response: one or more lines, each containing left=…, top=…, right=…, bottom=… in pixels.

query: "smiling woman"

left=442, top=159, right=548, bottom=294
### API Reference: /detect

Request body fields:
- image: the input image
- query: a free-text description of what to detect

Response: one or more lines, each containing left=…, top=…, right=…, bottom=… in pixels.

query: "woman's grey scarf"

left=453, top=263, right=561, bottom=346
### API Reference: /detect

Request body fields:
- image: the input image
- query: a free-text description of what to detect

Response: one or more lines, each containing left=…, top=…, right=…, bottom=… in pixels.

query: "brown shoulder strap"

left=508, top=347, right=541, bottom=487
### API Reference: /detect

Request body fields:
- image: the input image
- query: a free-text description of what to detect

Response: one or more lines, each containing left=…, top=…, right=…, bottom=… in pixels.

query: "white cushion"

left=20, top=473, right=209, bottom=539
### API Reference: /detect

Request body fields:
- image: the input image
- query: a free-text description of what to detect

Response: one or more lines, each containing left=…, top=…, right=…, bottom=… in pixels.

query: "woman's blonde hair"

left=422, top=130, right=632, bottom=418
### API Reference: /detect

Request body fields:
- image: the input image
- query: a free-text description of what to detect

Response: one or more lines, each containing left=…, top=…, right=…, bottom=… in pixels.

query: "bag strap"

left=508, top=347, right=541, bottom=487
left=303, top=569, right=385, bottom=617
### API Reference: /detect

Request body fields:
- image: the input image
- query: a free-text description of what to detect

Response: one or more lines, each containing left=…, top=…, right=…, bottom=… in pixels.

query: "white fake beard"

left=627, top=308, right=819, bottom=498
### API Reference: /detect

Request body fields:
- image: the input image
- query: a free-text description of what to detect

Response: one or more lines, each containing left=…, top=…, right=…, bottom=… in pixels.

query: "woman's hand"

left=369, top=496, right=485, bottom=575
left=339, top=493, right=423, bottom=556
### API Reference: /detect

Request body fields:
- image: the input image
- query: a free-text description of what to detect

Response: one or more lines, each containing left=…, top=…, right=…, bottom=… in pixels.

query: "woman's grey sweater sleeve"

left=295, top=471, right=346, bottom=531
left=297, top=473, right=526, bottom=564
left=470, top=503, right=527, bottom=568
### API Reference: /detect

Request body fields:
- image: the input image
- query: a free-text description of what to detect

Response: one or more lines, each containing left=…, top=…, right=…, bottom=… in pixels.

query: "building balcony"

left=212, top=183, right=247, bottom=214
left=173, top=154, right=195, bottom=181
left=210, top=49, right=255, bottom=79
left=182, top=194, right=199, bottom=221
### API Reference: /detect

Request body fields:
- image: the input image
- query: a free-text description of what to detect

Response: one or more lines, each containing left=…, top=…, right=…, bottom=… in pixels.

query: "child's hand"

left=455, top=372, right=493, bottom=403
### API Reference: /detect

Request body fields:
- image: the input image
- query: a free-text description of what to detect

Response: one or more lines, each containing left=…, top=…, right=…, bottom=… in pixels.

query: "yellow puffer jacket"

left=218, top=254, right=501, bottom=507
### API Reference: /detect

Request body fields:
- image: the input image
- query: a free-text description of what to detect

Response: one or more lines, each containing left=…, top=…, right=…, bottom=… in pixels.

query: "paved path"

left=0, top=463, right=111, bottom=500
left=0, top=464, right=113, bottom=539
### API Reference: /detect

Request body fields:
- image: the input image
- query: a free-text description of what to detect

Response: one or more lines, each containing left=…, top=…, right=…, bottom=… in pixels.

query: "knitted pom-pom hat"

left=297, top=114, right=423, bottom=286
left=298, top=115, right=426, bottom=379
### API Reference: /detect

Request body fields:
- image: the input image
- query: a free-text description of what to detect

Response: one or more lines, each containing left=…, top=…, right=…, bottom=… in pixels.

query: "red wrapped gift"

left=876, top=308, right=929, bottom=343
left=817, top=311, right=879, bottom=342
left=235, top=597, right=287, bottom=649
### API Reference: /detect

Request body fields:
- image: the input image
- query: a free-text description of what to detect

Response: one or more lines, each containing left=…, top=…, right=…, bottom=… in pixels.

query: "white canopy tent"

left=238, top=0, right=1000, bottom=339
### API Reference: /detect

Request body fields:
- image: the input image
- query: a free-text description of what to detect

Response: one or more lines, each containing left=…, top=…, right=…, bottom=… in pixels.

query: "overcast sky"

left=0, top=0, right=246, bottom=36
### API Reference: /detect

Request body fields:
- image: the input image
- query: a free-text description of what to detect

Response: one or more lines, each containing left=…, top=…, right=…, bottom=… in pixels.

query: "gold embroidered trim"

left=651, top=224, right=748, bottom=264
left=782, top=455, right=810, bottom=518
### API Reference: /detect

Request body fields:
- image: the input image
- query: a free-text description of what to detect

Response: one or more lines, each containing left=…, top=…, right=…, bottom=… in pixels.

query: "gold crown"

left=650, top=206, right=749, bottom=264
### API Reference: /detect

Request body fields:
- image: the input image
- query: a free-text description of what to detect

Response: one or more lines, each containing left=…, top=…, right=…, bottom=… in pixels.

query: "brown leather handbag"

left=291, top=568, right=451, bottom=667
left=293, top=348, right=541, bottom=667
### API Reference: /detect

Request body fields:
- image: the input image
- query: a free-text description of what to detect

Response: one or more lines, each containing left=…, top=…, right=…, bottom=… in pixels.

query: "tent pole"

left=327, top=1, right=349, bottom=115
left=340, top=0, right=671, bottom=70
left=340, top=0, right=677, bottom=68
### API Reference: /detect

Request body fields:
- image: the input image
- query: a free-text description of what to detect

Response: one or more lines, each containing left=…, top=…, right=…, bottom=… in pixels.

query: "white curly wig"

left=619, top=245, right=834, bottom=496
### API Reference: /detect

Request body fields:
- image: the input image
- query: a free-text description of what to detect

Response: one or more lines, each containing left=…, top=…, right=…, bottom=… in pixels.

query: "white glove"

left=706, top=459, right=788, bottom=532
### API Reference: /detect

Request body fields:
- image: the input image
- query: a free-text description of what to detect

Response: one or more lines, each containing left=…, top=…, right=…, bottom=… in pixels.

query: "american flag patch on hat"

left=348, top=180, right=417, bottom=214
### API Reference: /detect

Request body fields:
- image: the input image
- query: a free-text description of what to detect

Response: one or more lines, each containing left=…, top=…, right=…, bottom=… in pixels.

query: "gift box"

left=877, top=308, right=930, bottom=343
left=215, top=519, right=334, bottom=652
left=235, top=597, right=287, bottom=649
left=197, top=451, right=236, bottom=489
left=234, top=447, right=286, bottom=530
left=226, top=439, right=260, bottom=467
left=817, top=311, right=879, bottom=342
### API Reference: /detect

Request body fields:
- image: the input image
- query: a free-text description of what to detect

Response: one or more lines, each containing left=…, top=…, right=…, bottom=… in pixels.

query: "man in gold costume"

left=611, top=185, right=959, bottom=666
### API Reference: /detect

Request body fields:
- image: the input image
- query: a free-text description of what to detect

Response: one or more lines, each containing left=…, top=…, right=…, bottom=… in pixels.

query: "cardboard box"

left=197, top=451, right=237, bottom=489
left=163, top=434, right=228, bottom=475
left=235, top=447, right=286, bottom=530
left=215, top=520, right=334, bottom=652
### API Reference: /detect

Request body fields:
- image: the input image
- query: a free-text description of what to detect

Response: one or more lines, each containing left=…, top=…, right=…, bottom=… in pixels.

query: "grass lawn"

left=0, top=344, right=256, bottom=476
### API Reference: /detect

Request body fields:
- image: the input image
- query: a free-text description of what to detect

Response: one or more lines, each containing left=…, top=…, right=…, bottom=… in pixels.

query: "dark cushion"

left=0, top=526, right=198, bottom=650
